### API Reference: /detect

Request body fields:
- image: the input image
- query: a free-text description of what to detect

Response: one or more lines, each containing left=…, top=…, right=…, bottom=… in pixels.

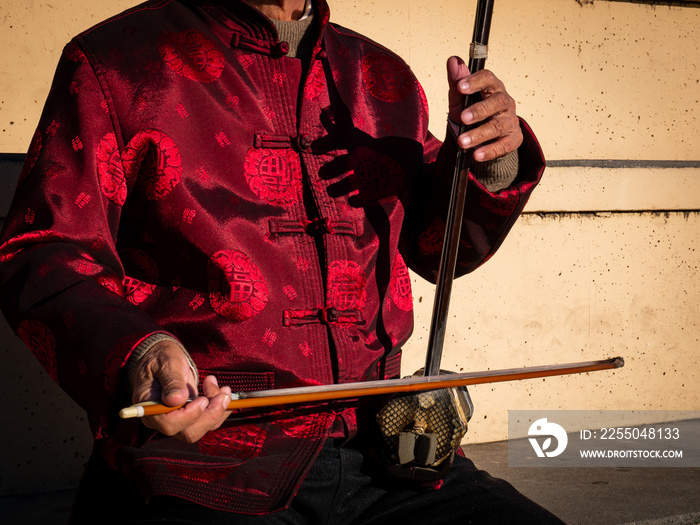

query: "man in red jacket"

left=0, top=0, right=561, bottom=522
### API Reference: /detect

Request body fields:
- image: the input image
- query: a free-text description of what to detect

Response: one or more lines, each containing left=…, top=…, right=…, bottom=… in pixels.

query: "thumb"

left=447, top=55, right=470, bottom=86
left=158, top=368, right=192, bottom=406
left=132, top=341, right=196, bottom=406
left=447, top=56, right=471, bottom=121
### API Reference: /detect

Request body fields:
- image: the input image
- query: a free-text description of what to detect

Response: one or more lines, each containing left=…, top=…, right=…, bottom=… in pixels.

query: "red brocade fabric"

left=0, top=0, right=545, bottom=514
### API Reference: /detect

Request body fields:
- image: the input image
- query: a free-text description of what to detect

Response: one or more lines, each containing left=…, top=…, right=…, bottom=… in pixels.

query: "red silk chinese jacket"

left=0, top=0, right=545, bottom=514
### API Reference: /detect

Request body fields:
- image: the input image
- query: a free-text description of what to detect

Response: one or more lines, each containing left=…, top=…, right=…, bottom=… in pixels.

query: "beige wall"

left=0, top=0, right=698, bottom=494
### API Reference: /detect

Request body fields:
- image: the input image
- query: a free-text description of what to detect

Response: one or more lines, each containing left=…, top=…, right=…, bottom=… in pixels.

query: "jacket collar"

left=202, top=0, right=330, bottom=58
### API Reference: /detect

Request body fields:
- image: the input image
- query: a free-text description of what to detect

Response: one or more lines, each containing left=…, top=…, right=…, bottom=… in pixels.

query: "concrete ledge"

left=525, top=165, right=700, bottom=213
left=4, top=156, right=700, bottom=218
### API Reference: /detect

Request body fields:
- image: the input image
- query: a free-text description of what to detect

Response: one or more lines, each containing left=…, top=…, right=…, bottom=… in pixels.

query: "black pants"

left=70, top=441, right=564, bottom=524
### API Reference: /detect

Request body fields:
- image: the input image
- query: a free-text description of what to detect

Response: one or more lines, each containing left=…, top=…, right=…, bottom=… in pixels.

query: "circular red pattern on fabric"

left=208, top=250, right=268, bottom=321
left=122, top=130, right=181, bottom=200
left=244, top=148, right=302, bottom=206
left=327, top=260, right=367, bottom=312
left=158, top=29, right=225, bottom=83
left=18, top=319, right=58, bottom=383
left=417, top=217, right=445, bottom=256
left=198, top=425, right=266, bottom=460
left=346, top=146, right=405, bottom=204
left=120, top=248, right=159, bottom=305
left=361, top=52, right=414, bottom=103
left=390, top=254, right=413, bottom=312
left=96, top=133, right=128, bottom=205
left=123, top=277, right=155, bottom=305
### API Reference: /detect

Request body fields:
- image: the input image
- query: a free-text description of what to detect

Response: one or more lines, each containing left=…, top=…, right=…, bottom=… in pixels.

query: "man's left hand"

left=447, top=55, right=523, bottom=162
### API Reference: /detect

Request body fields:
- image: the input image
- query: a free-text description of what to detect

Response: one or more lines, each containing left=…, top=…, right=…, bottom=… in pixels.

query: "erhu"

left=376, top=0, right=496, bottom=481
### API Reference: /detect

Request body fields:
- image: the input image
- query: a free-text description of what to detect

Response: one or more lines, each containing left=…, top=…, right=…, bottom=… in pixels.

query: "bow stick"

left=120, top=357, right=623, bottom=418
left=424, top=0, right=495, bottom=376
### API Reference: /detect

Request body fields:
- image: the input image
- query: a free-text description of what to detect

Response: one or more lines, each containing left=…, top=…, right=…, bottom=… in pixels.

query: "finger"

left=470, top=127, right=523, bottom=161
left=457, top=69, right=505, bottom=97
left=149, top=376, right=232, bottom=443
left=201, top=375, right=222, bottom=398
left=175, top=389, right=233, bottom=443
left=201, top=375, right=233, bottom=419
left=141, top=395, right=209, bottom=435
left=471, top=122, right=523, bottom=162
left=460, top=91, right=514, bottom=128
left=473, top=133, right=523, bottom=162
left=142, top=377, right=233, bottom=441
left=459, top=109, right=519, bottom=146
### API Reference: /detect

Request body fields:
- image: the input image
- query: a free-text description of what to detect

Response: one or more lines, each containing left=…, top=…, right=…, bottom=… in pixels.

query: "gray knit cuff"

left=125, top=332, right=199, bottom=389
left=446, top=118, right=519, bottom=192
left=470, top=150, right=519, bottom=192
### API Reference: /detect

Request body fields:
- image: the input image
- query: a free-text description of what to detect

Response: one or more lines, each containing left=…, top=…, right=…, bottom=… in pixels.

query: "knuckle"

left=508, top=96, right=517, bottom=112
left=490, top=117, right=506, bottom=136
left=481, top=70, right=502, bottom=91
left=494, top=143, right=508, bottom=157
left=512, top=130, right=524, bottom=149
left=466, top=128, right=482, bottom=146
left=468, top=102, right=487, bottom=121
left=484, top=144, right=503, bottom=162
left=493, top=91, right=510, bottom=109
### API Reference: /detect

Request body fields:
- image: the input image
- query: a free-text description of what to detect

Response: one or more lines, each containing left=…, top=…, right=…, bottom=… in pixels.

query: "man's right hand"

left=132, top=340, right=232, bottom=443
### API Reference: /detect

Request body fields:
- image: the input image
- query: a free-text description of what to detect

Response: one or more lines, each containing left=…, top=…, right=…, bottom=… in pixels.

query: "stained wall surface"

left=1, top=0, right=698, bottom=495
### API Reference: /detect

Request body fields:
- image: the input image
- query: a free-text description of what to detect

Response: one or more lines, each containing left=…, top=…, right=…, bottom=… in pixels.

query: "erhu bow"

left=120, top=0, right=624, bottom=480
left=120, top=358, right=623, bottom=418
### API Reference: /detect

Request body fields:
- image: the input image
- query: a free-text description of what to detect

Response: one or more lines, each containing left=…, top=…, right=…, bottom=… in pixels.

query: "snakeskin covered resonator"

left=376, top=371, right=473, bottom=481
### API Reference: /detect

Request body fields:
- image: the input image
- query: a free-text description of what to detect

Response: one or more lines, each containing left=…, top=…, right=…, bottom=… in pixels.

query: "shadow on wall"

left=0, top=155, right=93, bottom=496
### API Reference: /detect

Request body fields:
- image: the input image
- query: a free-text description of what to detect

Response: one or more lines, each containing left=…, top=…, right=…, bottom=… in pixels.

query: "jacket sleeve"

left=0, top=42, right=166, bottom=433
left=405, top=117, right=545, bottom=283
